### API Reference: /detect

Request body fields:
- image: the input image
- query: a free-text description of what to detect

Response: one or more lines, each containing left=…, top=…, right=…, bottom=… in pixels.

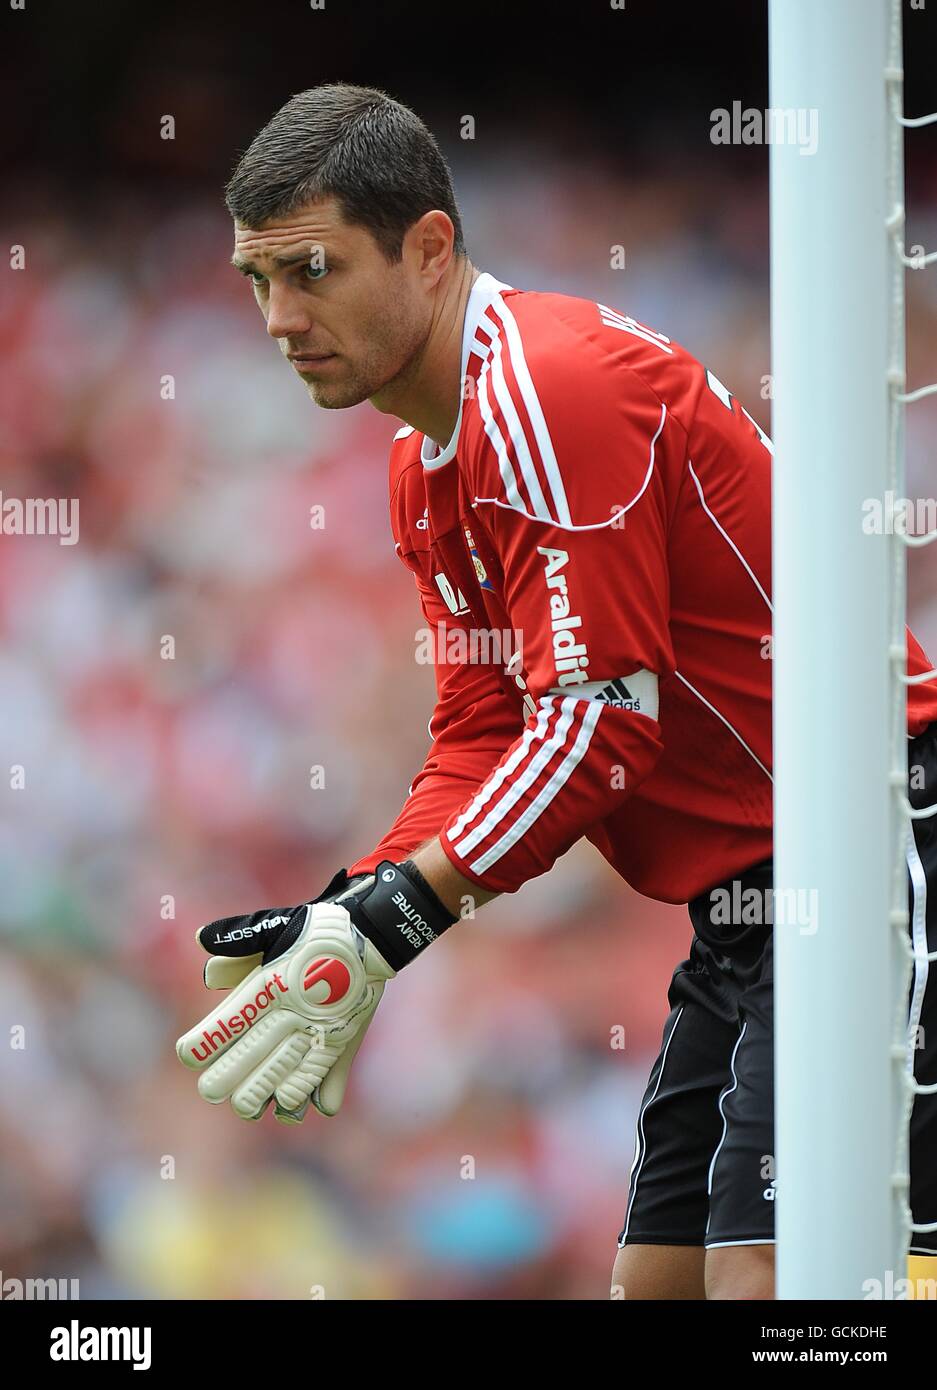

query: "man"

left=176, top=83, right=937, bottom=1299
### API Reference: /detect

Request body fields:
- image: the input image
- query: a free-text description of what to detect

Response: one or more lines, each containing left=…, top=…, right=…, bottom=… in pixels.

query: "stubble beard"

left=305, top=300, right=428, bottom=412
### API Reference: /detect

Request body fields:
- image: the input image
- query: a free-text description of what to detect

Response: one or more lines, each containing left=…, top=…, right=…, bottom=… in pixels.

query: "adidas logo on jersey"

left=538, top=546, right=590, bottom=687
left=595, top=677, right=641, bottom=711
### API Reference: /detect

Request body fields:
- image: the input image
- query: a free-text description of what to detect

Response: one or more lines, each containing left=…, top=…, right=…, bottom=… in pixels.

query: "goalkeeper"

left=177, top=83, right=937, bottom=1301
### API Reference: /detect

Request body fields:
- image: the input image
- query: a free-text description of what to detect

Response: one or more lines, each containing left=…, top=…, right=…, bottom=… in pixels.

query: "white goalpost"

left=769, top=0, right=933, bottom=1298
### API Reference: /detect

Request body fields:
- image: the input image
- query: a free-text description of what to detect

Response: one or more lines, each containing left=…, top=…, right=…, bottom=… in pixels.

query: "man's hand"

left=176, top=872, right=394, bottom=1124
left=177, top=859, right=461, bottom=1125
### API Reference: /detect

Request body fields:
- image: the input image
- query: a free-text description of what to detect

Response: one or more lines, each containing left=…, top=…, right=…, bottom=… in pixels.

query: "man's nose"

left=265, top=283, right=312, bottom=340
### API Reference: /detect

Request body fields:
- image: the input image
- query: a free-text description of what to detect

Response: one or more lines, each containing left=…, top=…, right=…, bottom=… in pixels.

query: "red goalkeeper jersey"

left=348, top=272, right=937, bottom=903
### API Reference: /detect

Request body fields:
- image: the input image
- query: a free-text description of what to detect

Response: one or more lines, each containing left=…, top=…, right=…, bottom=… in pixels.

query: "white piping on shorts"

left=619, top=1006, right=686, bottom=1247
left=704, top=1021, right=748, bottom=1239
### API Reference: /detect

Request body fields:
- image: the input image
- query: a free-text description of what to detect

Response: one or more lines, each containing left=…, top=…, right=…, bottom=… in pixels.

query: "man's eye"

left=304, top=264, right=330, bottom=282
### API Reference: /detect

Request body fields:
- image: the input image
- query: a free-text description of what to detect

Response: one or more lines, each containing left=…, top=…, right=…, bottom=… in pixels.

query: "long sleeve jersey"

left=348, top=272, right=937, bottom=903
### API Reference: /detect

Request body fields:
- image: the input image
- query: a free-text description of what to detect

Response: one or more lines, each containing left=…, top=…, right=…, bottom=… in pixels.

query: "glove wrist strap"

left=347, top=860, right=458, bottom=971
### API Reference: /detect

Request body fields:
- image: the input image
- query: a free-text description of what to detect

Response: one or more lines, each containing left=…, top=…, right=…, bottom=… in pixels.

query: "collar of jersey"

left=420, top=270, right=514, bottom=471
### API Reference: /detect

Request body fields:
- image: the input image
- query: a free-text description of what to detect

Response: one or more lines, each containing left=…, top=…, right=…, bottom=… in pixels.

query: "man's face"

left=232, top=196, right=429, bottom=410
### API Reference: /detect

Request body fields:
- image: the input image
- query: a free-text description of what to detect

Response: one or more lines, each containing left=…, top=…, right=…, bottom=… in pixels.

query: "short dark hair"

left=225, top=83, right=465, bottom=261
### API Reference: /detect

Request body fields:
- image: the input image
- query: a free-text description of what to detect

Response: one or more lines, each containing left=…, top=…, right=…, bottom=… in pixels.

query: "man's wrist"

left=409, top=837, right=500, bottom=917
left=398, top=858, right=459, bottom=923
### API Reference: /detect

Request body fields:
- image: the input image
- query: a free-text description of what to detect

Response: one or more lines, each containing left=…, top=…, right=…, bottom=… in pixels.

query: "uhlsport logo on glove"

left=302, top=956, right=352, bottom=1004
left=187, top=971, right=289, bottom=1062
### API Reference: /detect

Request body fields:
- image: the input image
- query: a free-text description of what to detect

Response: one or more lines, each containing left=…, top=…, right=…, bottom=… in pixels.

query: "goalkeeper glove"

left=176, top=861, right=457, bottom=1124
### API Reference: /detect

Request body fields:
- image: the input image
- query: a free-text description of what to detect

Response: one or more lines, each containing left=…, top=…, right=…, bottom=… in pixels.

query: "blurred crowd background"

left=3, top=0, right=937, bottom=1300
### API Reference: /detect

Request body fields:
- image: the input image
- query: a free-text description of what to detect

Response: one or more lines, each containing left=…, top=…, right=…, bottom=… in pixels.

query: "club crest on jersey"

left=464, top=526, right=493, bottom=591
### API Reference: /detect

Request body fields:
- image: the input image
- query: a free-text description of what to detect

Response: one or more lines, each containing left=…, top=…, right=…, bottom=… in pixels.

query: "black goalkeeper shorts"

left=618, top=720, right=937, bottom=1254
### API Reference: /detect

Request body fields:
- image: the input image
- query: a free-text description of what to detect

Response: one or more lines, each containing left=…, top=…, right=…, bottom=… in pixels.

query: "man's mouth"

left=288, top=352, right=339, bottom=376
